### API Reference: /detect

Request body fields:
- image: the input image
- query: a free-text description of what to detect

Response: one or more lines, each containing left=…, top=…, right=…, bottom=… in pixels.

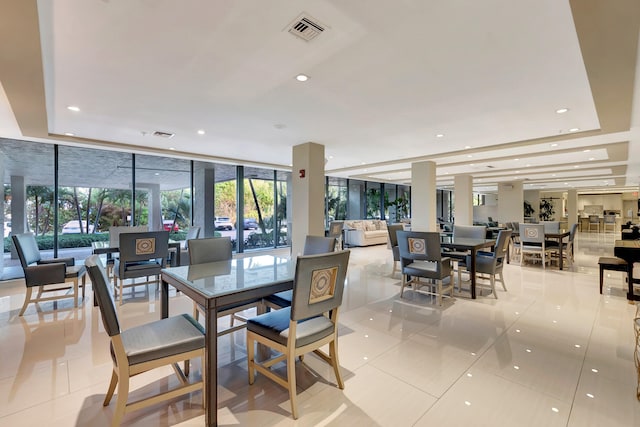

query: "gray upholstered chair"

left=445, top=224, right=488, bottom=261
left=327, top=220, right=344, bottom=250
left=12, top=233, right=87, bottom=316
left=588, top=215, right=600, bottom=232
left=519, top=223, right=554, bottom=268
left=458, top=229, right=512, bottom=298
left=85, top=255, right=204, bottom=427
left=188, top=236, right=259, bottom=334
left=247, top=250, right=350, bottom=419
left=603, top=214, right=616, bottom=233
left=387, top=223, right=404, bottom=276
left=397, top=230, right=454, bottom=306
left=113, top=231, right=169, bottom=304
left=562, top=223, right=579, bottom=266
left=178, top=226, right=201, bottom=266
left=264, top=235, right=337, bottom=310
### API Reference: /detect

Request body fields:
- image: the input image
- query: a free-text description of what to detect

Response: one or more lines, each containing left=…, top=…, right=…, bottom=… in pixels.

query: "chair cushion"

left=247, top=307, right=334, bottom=347
left=116, top=313, right=205, bottom=366
left=598, top=257, right=627, bottom=267
left=65, top=264, right=86, bottom=279
left=265, top=290, right=292, bottom=308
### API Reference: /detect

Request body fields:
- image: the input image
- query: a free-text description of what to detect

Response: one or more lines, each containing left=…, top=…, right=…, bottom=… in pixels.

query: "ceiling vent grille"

left=287, top=14, right=325, bottom=42
left=152, top=131, right=174, bottom=139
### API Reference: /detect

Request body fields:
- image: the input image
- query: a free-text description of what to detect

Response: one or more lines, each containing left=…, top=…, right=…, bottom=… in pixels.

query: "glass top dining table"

left=160, top=254, right=295, bottom=427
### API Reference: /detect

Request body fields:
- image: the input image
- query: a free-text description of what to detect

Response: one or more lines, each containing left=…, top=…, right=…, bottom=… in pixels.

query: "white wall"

left=578, top=193, right=623, bottom=213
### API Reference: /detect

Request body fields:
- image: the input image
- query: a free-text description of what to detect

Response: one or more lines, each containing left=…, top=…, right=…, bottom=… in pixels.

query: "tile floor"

left=0, top=231, right=639, bottom=426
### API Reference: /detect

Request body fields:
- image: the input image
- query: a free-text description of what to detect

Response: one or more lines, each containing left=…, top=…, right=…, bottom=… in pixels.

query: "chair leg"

left=599, top=265, right=604, bottom=294
left=490, top=275, right=497, bottom=299
left=247, top=335, right=255, bottom=385
left=81, top=274, right=86, bottom=298
left=112, top=374, right=129, bottom=427
left=103, top=370, right=118, bottom=406
left=498, top=271, right=507, bottom=291
left=19, top=287, right=33, bottom=316
left=400, top=275, right=406, bottom=297
left=287, top=346, right=298, bottom=419
left=329, top=339, right=344, bottom=389
left=72, top=278, right=79, bottom=308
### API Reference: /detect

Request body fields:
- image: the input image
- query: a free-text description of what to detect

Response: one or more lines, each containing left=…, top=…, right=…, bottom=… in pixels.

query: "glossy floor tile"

left=1, top=231, right=639, bottom=426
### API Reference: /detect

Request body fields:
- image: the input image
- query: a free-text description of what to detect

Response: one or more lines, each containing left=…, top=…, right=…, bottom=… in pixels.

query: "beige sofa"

left=344, top=220, right=388, bottom=247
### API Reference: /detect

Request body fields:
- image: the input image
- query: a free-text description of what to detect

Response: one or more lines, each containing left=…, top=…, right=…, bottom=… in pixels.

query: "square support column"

left=454, top=174, right=473, bottom=226
left=411, top=161, right=437, bottom=231
left=291, top=142, right=325, bottom=256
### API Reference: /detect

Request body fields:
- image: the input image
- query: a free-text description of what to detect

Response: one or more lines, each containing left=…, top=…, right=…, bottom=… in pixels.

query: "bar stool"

left=598, top=256, right=627, bottom=293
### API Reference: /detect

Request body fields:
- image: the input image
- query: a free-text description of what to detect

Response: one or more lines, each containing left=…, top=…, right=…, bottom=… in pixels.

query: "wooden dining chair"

left=113, top=231, right=169, bottom=304
left=247, top=250, right=350, bottom=419
left=12, top=233, right=87, bottom=316
left=264, top=235, right=337, bottom=310
left=85, top=255, right=204, bottom=427
left=397, top=230, right=454, bottom=306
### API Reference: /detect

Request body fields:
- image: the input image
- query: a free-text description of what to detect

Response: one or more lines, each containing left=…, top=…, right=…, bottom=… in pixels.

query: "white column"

left=10, top=175, right=26, bottom=259
left=497, top=181, right=524, bottom=224
left=410, top=161, right=437, bottom=231
left=454, top=174, right=473, bottom=225
left=567, top=189, right=578, bottom=227
left=291, top=142, right=325, bottom=257
left=194, top=165, right=216, bottom=238
left=138, top=183, right=162, bottom=231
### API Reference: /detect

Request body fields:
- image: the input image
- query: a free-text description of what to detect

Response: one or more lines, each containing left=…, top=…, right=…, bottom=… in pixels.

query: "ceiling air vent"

left=287, top=14, right=325, bottom=42
left=152, top=131, right=174, bottom=139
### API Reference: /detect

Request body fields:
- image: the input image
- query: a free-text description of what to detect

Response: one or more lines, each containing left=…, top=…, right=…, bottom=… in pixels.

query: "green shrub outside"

left=4, top=231, right=188, bottom=252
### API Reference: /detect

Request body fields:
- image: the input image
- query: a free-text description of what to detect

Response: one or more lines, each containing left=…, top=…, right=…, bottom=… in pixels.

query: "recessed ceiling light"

left=469, top=163, right=475, bottom=166
left=569, top=127, right=580, bottom=132
left=169, top=147, right=175, bottom=150
left=589, top=157, right=595, bottom=161
left=574, top=165, right=579, bottom=168
left=550, top=143, right=558, bottom=147
left=154, top=172, right=160, bottom=176
left=467, top=155, right=472, bottom=158
left=514, top=158, right=519, bottom=161
left=361, top=162, right=366, bottom=165
left=329, top=155, right=334, bottom=159
left=67, top=105, right=80, bottom=112
left=515, top=170, right=520, bottom=173
left=436, top=134, right=444, bottom=138
left=64, top=132, right=75, bottom=136
left=464, top=145, right=471, bottom=149
left=583, top=149, right=591, bottom=152
left=525, top=164, right=531, bottom=167
left=197, top=129, right=205, bottom=135
left=556, top=108, right=569, bottom=114
left=552, top=174, right=556, bottom=177
left=296, top=74, right=309, bottom=82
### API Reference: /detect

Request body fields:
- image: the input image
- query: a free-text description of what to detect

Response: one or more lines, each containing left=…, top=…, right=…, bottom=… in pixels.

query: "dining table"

left=160, top=254, right=295, bottom=427
left=440, top=236, right=496, bottom=299
left=510, top=230, right=571, bottom=270
left=613, top=239, right=640, bottom=301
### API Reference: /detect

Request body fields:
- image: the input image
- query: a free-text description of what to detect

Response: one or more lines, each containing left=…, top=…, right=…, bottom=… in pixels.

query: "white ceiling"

left=1, top=0, right=639, bottom=193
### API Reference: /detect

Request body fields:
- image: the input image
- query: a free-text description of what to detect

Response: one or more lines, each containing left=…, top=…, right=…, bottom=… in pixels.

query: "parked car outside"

left=215, top=216, right=234, bottom=230
left=242, top=218, right=259, bottom=230
left=61, top=220, right=95, bottom=234
left=163, top=220, right=180, bottom=232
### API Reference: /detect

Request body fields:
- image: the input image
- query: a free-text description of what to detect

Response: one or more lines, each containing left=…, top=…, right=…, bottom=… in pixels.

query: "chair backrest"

left=183, top=226, right=201, bottom=249
left=569, top=222, right=578, bottom=242
left=453, top=225, right=486, bottom=239
left=494, top=229, right=513, bottom=260
left=519, top=223, right=545, bottom=244
left=541, top=221, right=560, bottom=233
left=188, top=236, right=232, bottom=265
left=327, top=221, right=344, bottom=238
left=397, top=230, right=443, bottom=263
left=588, top=215, right=599, bottom=224
left=85, top=255, right=121, bottom=337
left=604, top=214, right=616, bottom=224
left=118, top=230, right=169, bottom=264
left=303, top=235, right=336, bottom=255
left=387, top=224, right=404, bottom=247
left=290, top=250, right=350, bottom=321
left=109, top=225, right=149, bottom=248
left=12, top=233, right=42, bottom=267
